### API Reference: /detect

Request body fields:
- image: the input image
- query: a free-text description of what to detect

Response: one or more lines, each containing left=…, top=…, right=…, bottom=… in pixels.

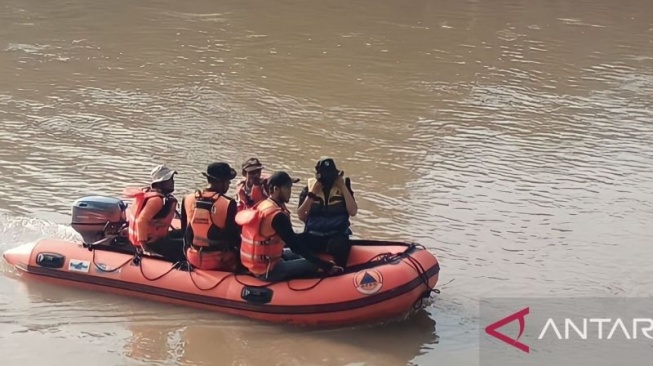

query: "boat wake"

left=0, top=214, right=80, bottom=270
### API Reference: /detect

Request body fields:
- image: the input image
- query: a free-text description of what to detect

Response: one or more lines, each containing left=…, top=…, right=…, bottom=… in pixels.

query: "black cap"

left=202, top=162, right=237, bottom=181
left=315, top=157, right=338, bottom=172
left=268, top=171, right=300, bottom=188
left=241, top=157, right=264, bottom=173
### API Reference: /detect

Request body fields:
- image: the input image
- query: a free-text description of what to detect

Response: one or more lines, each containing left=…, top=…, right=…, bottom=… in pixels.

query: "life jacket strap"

left=241, top=237, right=279, bottom=246
left=192, top=237, right=231, bottom=248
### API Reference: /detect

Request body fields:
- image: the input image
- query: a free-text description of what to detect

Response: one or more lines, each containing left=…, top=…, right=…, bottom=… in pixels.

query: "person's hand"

left=334, top=173, right=345, bottom=189
left=328, top=265, right=344, bottom=275
left=310, top=180, right=323, bottom=195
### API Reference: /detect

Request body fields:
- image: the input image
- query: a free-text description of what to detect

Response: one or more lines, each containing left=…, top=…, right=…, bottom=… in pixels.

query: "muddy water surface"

left=1, top=0, right=652, bottom=365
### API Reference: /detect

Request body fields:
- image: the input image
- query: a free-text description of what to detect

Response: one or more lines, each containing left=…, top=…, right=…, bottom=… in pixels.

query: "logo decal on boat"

left=95, top=263, right=121, bottom=274
left=68, top=259, right=90, bottom=273
left=353, top=269, right=383, bottom=295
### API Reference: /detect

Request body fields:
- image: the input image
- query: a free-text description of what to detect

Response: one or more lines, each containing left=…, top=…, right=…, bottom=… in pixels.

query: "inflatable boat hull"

left=3, top=239, right=439, bottom=327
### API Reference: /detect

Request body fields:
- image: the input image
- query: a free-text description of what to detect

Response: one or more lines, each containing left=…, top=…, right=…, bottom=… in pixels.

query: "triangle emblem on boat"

left=353, top=269, right=383, bottom=295
left=360, top=272, right=377, bottom=286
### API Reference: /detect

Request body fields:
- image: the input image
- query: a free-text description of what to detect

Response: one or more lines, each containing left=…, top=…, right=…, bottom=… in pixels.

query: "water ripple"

left=1, top=0, right=653, bottom=364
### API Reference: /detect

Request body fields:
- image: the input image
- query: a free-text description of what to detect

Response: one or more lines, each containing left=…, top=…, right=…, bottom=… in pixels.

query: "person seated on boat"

left=236, top=171, right=343, bottom=282
left=235, top=157, right=269, bottom=212
left=181, top=162, right=241, bottom=272
left=130, top=164, right=186, bottom=263
left=297, top=157, right=358, bottom=268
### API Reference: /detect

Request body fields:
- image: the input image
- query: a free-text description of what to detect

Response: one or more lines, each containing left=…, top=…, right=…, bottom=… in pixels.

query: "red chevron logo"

left=485, top=307, right=530, bottom=353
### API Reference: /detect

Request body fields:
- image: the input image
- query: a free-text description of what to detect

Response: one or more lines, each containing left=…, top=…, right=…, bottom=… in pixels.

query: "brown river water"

left=1, top=0, right=652, bottom=365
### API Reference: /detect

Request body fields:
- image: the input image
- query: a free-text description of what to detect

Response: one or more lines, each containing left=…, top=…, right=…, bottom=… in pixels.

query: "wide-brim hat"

left=242, top=157, right=265, bottom=173
left=151, top=164, right=177, bottom=184
left=202, top=162, right=237, bottom=181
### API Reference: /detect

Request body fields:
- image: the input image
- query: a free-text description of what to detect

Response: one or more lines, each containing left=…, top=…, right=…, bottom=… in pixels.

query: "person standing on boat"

left=181, top=162, right=241, bottom=271
left=235, top=157, right=269, bottom=212
left=129, top=164, right=186, bottom=262
left=297, top=157, right=358, bottom=268
left=236, top=171, right=342, bottom=282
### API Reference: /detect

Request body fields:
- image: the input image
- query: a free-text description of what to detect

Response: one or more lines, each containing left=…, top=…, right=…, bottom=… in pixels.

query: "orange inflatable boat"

left=2, top=195, right=440, bottom=327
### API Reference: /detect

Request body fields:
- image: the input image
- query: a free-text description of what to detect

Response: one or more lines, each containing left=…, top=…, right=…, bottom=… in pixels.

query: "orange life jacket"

left=125, top=188, right=177, bottom=247
left=235, top=198, right=287, bottom=276
left=184, top=190, right=232, bottom=249
left=235, top=179, right=269, bottom=211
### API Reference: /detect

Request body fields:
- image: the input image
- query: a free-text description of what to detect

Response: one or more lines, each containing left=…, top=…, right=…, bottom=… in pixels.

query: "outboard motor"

left=71, top=196, right=128, bottom=245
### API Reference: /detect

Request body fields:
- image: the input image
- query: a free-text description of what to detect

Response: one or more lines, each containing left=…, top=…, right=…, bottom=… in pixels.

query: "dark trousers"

left=257, top=249, right=319, bottom=282
left=306, top=233, right=351, bottom=267
left=144, top=229, right=187, bottom=263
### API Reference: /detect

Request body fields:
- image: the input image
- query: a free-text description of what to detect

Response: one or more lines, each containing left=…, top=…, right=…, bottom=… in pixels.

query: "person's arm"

left=297, top=184, right=320, bottom=222
left=181, top=196, right=195, bottom=246
left=297, top=186, right=308, bottom=207
left=180, top=196, right=188, bottom=233
left=225, top=200, right=242, bottom=248
left=338, top=177, right=357, bottom=217
left=235, top=183, right=250, bottom=208
left=261, top=178, right=270, bottom=197
left=271, top=214, right=333, bottom=271
left=135, top=198, right=163, bottom=244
